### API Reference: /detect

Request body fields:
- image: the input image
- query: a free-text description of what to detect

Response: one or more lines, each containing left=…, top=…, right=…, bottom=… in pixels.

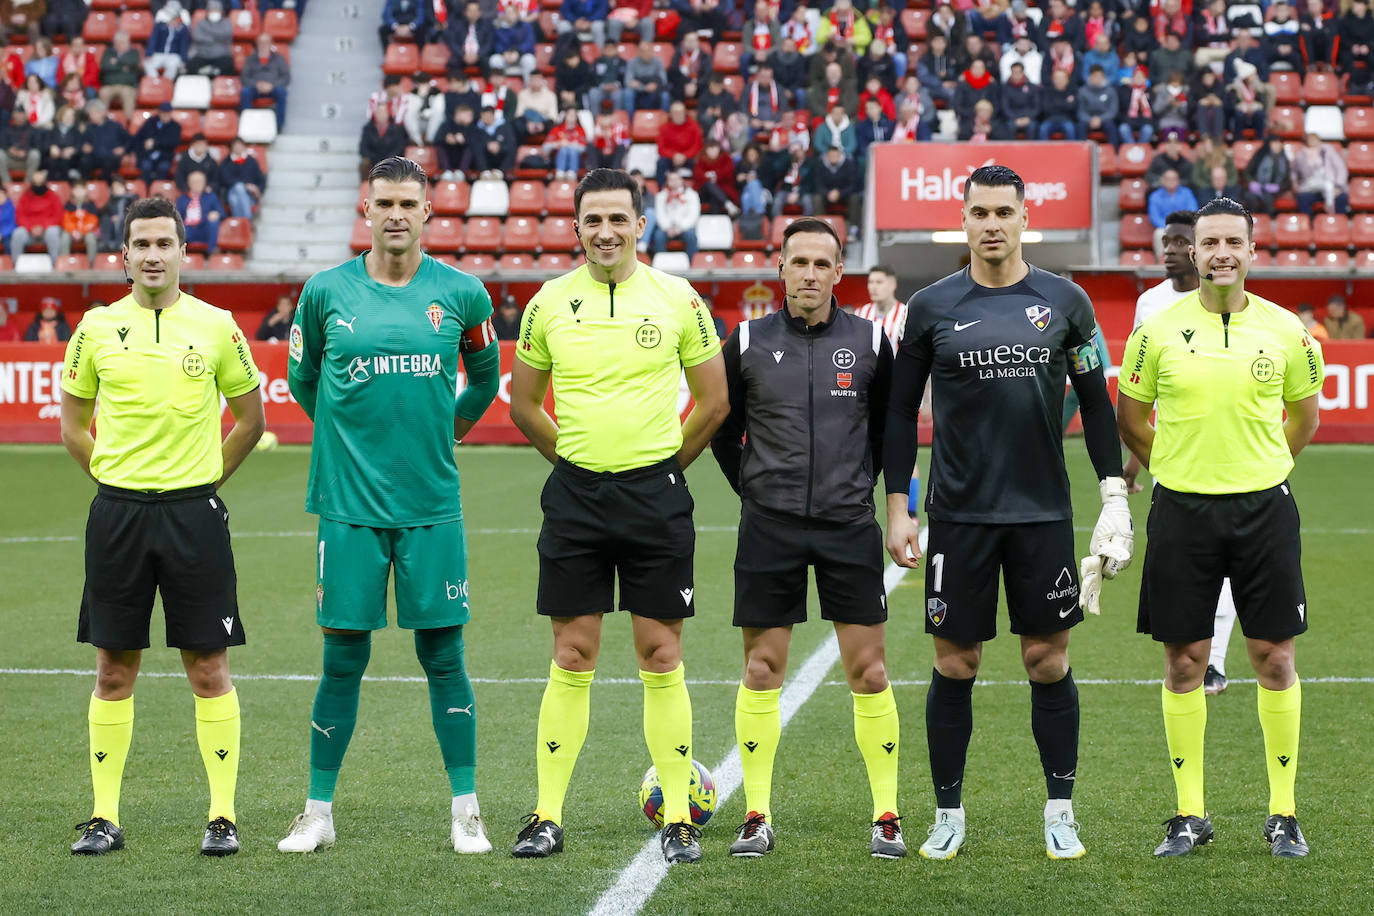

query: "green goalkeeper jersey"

left=288, top=254, right=496, bottom=527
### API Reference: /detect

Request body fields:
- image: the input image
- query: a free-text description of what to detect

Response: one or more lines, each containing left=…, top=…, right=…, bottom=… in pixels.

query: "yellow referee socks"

left=1257, top=680, right=1302, bottom=817
left=853, top=686, right=900, bottom=820
left=735, top=683, right=781, bottom=820
left=641, top=663, right=693, bottom=825
left=88, top=694, right=134, bottom=826
left=1162, top=683, right=1207, bottom=817
left=194, top=688, right=241, bottom=823
left=535, top=662, right=594, bottom=825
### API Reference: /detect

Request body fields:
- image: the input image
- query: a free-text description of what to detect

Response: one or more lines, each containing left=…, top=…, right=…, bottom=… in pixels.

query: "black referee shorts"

left=78, top=484, right=245, bottom=651
left=1138, top=482, right=1308, bottom=644
left=536, top=457, right=696, bottom=619
left=733, top=505, right=886, bottom=628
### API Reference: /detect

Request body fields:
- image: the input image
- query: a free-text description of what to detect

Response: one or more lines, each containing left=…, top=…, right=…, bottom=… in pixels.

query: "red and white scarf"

left=750, top=79, right=778, bottom=116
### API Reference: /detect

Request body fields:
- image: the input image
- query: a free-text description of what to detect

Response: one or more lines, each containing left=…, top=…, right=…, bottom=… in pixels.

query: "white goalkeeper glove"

left=1079, top=555, right=1103, bottom=615
left=1087, top=476, right=1134, bottom=579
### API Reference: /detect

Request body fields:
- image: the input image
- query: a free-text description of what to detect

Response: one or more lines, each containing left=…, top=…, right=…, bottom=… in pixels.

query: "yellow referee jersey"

left=515, top=263, right=719, bottom=473
left=1118, top=291, right=1325, bottom=495
left=61, top=293, right=261, bottom=490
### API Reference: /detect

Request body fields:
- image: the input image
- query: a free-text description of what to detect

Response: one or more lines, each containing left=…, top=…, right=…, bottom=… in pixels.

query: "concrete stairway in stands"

left=248, top=0, right=385, bottom=274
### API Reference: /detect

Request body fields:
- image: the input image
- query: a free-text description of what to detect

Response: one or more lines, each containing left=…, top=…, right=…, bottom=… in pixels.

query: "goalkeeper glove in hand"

left=1088, top=476, right=1134, bottom=579
left=1079, top=555, right=1103, bottom=615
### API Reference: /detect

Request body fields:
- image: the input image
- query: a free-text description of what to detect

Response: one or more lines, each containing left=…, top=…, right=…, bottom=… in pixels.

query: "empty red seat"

left=1313, top=214, right=1350, bottom=248
left=83, top=180, right=110, bottom=210
left=1350, top=177, right=1374, bottom=210
left=1251, top=249, right=1273, bottom=266
left=461, top=216, right=503, bottom=253
left=210, top=76, right=242, bottom=109
left=1356, top=249, right=1374, bottom=269
left=54, top=254, right=89, bottom=271
left=1118, top=178, right=1148, bottom=211
left=206, top=252, right=244, bottom=271
left=1273, top=213, right=1313, bottom=249
left=426, top=216, right=467, bottom=252
left=1269, top=72, right=1303, bottom=105
left=91, top=252, right=123, bottom=271
left=383, top=42, right=420, bottom=76
left=1313, top=249, right=1349, bottom=267
left=1352, top=213, right=1374, bottom=246
left=498, top=252, right=536, bottom=271
left=508, top=180, right=546, bottom=215
left=458, top=253, right=495, bottom=272
left=148, top=179, right=177, bottom=201
left=536, top=252, right=572, bottom=271
left=404, top=145, right=439, bottom=177
left=182, top=252, right=206, bottom=269
left=721, top=74, right=744, bottom=100
left=1231, top=139, right=1262, bottom=171
left=202, top=109, right=238, bottom=143
left=711, top=41, right=741, bottom=73
left=351, top=217, right=373, bottom=251
left=169, top=109, right=201, bottom=139
left=539, top=216, right=578, bottom=252
left=83, top=11, right=118, bottom=42
left=1273, top=249, right=1313, bottom=267
left=632, top=109, right=667, bottom=141
left=431, top=180, right=471, bottom=215
left=1119, top=214, right=1154, bottom=249
left=263, top=9, right=299, bottom=42
left=545, top=179, right=576, bottom=214
left=1252, top=213, right=1275, bottom=249
left=1097, top=143, right=1117, bottom=179
left=731, top=250, right=770, bottom=268
left=1116, top=143, right=1152, bottom=178
left=901, top=8, right=930, bottom=39
left=691, top=251, right=729, bottom=270
left=1304, top=71, right=1340, bottom=105
left=137, top=76, right=173, bottom=107
left=1119, top=249, right=1156, bottom=266
left=217, top=217, right=253, bottom=252
left=502, top=216, right=541, bottom=251
left=1268, top=106, right=1304, bottom=139
left=231, top=9, right=261, bottom=40
left=1347, top=141, right=1374, bottom=175
left=1346, top=107, right=1374, bottom=140
left=420, top=42, right=451, bottom=76
left=118, top=10, right=153, bottom=40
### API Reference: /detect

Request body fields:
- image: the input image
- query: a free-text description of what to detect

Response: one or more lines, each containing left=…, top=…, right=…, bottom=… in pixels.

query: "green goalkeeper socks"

left=307, top=631, right=371, bottom=803
left=415, top=626, right=477, bottom=797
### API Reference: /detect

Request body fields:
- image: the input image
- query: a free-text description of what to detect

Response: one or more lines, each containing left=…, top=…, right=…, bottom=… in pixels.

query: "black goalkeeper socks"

left=927, top=668, right=976, bottom=808
left=1030, top=668, right=1080, bottom=800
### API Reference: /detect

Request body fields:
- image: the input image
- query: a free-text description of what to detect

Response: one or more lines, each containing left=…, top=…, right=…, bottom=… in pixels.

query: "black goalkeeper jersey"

left=884, top=264, right=1104, bottom=524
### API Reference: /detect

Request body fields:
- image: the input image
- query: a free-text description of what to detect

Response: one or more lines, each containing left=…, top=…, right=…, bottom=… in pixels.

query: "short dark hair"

left=964, top=164, right=1025, bottom=201
left=123, top=196, right=185, bottom=246
left=383, top=73, right=403, bottom=88
left=368, top=156, right=429, bottom=190
left=869, top=263, right=897, bottom=279
left=1164, top=209, right=1197, bottom=227
left=781, top=216, right=842, bottom=259
left=574, top=168, right=643, bottom=217
left=1195, top=196, right=1253, bottom=239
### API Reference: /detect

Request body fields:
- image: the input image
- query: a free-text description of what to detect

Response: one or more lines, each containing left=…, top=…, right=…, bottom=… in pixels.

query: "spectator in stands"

left=926, top=3, right=966, bottom=52
left=810, top=145, right=861, bottom=235
left=1120, top=13, right=1157, bottom=62
left=447, top=1, right=495, bottom=78
left=625, top=38, right=670, bottom=115
left=669, top=32, right=712, bottom=104
left=1190, top=134, right=1237, bottom=192
left=999, top=62, right=1039, bottom=139
left=220, top=137, right=265, bottom=220
left=586, top=106, right=628, bottom=170
left=24, top=297, right=71, bottom=342
left=741, top=64, right=783, bottom=135
left=514, top=70, right=557, bottom=140
left=554, top=46, right=595, bottom=111
left=1223, top=30, right=1268, bottom=85
left=1243, top=135, right=1293, bottom=215
left=1, top=105, right=40, bottom=181
left=10, top=169, right=62, bottom=259
left=853, top=95, right=893, bottom=165
left=59, top=72, right=90, bottom=112
left=1006, top=0, right=1036, bottom=47
left=491, top=3, right=537, bottom=80
left=969, top=0, right=1014, bottom=47
left=415, top=78, right=447, bottom=145
left=380, top=0, right=429, bottom=50
left=917, top=33, right=958, bottom=106
left=857, top=38, right=899, bottom=96
left=610, top=0, right=656, bottom=44
left=769, top=138, right=814, bottom=217
left=484, top=70, right=519, bottom=117
left=1192, top=0, right=1232, bottom=68
left=1037, top=67, right=1078, bottom=139
left=1151, top=69, right=1190, bottom=139
left=1078, top=0, right=1113, bottom=54
left=655, top=98, right=702, bottom=185
left=473, top=104, right=517, bottom=177
left=60, top=180, right=99, bottom=262
left=891, top=94, right=933, bottom=142
left=241, top=32, right=290, bottom=131
left=1148, top=169, right=1199, bottom=259
left=652, top=169, right=700, bottom=260
left=1264, top=1, right=1305, bottom=77
left=692, top=137, right=738, bottom=215
left=959, top=33, right=1000, bottom=76
left=1323, top=295, right=1367, bottom=339
left=743, top=0, right=782, bottom=76
left=630, top=167, right=656, bottom=252
left=1145, top=134, right=1191, bottom=190
left=145, top=2, right=192, bottom=81
left=1002, top=35, right=1044, bottom=86
left=491, top=295, right=522, bottom=340
left=1145, top=33, right=1190, bottom=91
left=436, top=101, right=477, bottom=178
left=136, top=102, right=181, bottom=181
left=1295, top=303, right=1331, bottom=341
left=176, top=133, right=222, bottom=196
left=1076, top=64, right=1117, bottom=143
left=1190, top=68, right=1228, bottom=140
left=857, top=73, right=895, bottom=120
left=1228, top=61, right=1273, bottom=138
left=1299, top=0, right=1335, bottom=71
left=17, top=73, right=56, bottom=130
left=557, top=0, right=616, bottom=48
left=813, top=101, right=856, bottom=157
left=1040, top=34, right=1080, bottom=89
left=772, top=37, right=808, bottom=106
left=25, top=38, right=59, bottom=89
left=43, top=0, right=88, bottom=41
left=1, top=0, right=42, bottom=44
left=358, top=104, right=410, bottom=181
left=1082, top=32, right=1119, bottom=81
left=1118, top=65, right=1155, bottom=144
left=369, top=73, right=423, bottom=145
left=41, top=104, right=81, bottom=180
left=1041, top=0, right=1086, bottom=51
left=1292, top=132, right=1349, bottom=216
left=186, top=1, right=236, bottom=77
left=1337, top=0, right=1374, bottom=94
left=954, top=59, right=999, bottom=140
left=810, top=59, right=859, bottom=120
left=1197, top=163, right=1244, bottom=205
left=543, top=107, right=587, bottom=179
left=256, top=294, right=296, bottom=342
left=585, top=40, right=625, bottom=114
left=781, top=3, right=817, bottom=57
left=808, top=39, right=858, bottom=92
left=59, top=37, right=100, bottom=95
left=177, top=169, right=223, bottom=253
left=98, top=177, right=137, bottom=251
left=98, top=31, right=141, bottom=119
left=1151, top=0, right=1190, bottom=46
left=697, top=73, right=738, bottom=136
left=735, top=152, right=769, bottom=239
left=0, top=184, right=13, bottom=254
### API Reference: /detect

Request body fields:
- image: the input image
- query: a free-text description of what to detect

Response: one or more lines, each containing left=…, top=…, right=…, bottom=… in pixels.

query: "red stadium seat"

left=1097, top=143, right=1117, bottom=179
left=901, top=8, right=930, bottom=39
left=384, top=42, right=420, bottom=76
left=691, top=251, right=729, bottom=270
left=1273, top=213, right=1312, bottom=249
left=54, top=254, right=89, bottom=271
left=231, top=9, right=261, bottom=41
left=1350, top=177, right=1374, bottom=210
left=1304, top=71, right=1340, bottom=105
left=1250, top=249, right=1273, bottom=266
left=1313, top=249, right=1349, bottom=267
left=513, top=144, right=548, bottom=179
left=1269, top=72, right=1303, bottom=105
left=1313, top=214, right=1350, bottom=249
left=711, top=41, right=742, bottom=73
left=91, top=252, right=123, bottom=271
left=431, top=180, right=471, bottom=215
left=420, top=42, right=451, bottom=76
left=536, top=252, right=572, bottom=271
left=426, top=216, right=467, bottom=252
left=206, top=252, right=244, bottom=271
left=202, top=109, right=239, bottom=143
left=498, top=252, right=537, bottom=270
left=148, top=179, right=177, bottom=201
left=534, top=44, right=556, bottom=74
left=1119, top=214, right=1154, bottom=249
left=539, top=216, right=578, bottom=252
left=83, top=181, right=110, bottom=210
left=1268, top=106, right=1304, bottom=140
left=1345, top=107, right=1374, bottom=140
left=217, top=218, right=253, bottom=252
left=1252, top=213, right=1275, bottom=249
left=263, top=9, right=299, bottom=42
left=404, top=145, right=439, bottom=177
left=1119, top=249, right=1156, bottom=266
left=1116, top=143, right=1152, bottom=178
left=721, top=74, right=744, bottom=100
left=545, top=178, right=576, bottom=214
left=508, top=180, right=546, bottom=215
left=351, top=217, right=373, bottom=252
left=356, top=181, right=370, bottom=214
left=1347, top=141, right=1374, bottom=175
left=1356, top=250, right=1374, bottom=269
left=632, top=109, right=667, bottom=141
left=210, top=76, right=242, bottom=109
left=83, top=11, right=118, bottom=42
left=182, top=252, right=206, bottom=270
left=458, top=253, right=495, bottom=272
left=502, top=216, right=541, bottom=251
left=1231, top=140, right=1262, bottom=172
left=169, top=109, right=202, bottom=140
left=734, top=218, right=770, bottom=251
left=1273, top=249, right=1313, bottom=267
left=731, top=250, right=771, bottom=268
left=1352, top=213, right=1374, bottom=246
left=118, top=11, right=154, bottom=41
left=137, top=76, right=174, bottom=107
left=1118, top=178, right=1148, bottom=211
left=461, top=216, right=503, bottom=252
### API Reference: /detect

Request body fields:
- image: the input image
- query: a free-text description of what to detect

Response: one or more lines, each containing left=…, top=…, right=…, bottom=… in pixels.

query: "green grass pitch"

left=1, top=443, right=1371, bottom=915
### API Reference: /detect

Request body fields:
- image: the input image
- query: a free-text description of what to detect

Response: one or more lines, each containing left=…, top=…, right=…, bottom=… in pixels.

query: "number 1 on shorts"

left=931, top=553, right=945, bottom=593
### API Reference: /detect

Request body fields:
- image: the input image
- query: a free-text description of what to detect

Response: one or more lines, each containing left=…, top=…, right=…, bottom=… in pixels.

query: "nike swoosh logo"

left=953, top=320, right=982, bottom=331
left=1059, top=605, right=1076, bottom=618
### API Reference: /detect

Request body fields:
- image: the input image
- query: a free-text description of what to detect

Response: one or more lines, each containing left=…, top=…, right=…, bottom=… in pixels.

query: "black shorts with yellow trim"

left=1138, top=482, right=1308, bottom=644
left=78, top=484, right=245, bottom=651
left=732, top=504, right=886, bottom=629
left=536, top=457, right=696, bottom=619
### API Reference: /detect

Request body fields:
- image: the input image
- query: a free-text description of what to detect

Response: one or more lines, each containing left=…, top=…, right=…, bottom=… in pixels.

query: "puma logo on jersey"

left=447, top=704, right=474, bottom=716
left=311, top=721, right=335, bottom=738
left=336, top=317, right=357, bottom=333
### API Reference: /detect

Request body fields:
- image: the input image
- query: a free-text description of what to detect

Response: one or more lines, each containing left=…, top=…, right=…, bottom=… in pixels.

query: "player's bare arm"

left=219, top=389, right=266, bottom=487
left=1117, top=392, right=1156, bottom=469
left=677, top=351, right=729, bottom=469
left=509, top=359, right=559, bottom=463
left=1284, top=395, right=1321, bottom=457
left=59, top=392, right=97, bottom=480
left=884, top=494, right=923, bottom=569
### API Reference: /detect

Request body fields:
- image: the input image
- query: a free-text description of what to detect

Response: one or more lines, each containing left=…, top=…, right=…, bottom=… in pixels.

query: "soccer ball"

left=255, top=430, right=279, bottom=452
left=638, top=759, right=715, bottom=829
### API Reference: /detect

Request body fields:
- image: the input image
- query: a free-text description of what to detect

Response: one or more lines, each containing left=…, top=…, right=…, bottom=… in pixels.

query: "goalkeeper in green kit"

left=279, top=157, right=502, bottom=854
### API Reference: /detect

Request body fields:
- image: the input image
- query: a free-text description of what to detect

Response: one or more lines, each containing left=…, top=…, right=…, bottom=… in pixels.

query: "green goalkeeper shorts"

left=315, top=517, right=471, bottom=631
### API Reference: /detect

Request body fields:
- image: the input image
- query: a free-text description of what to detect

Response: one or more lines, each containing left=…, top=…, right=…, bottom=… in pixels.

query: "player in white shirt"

left=1128, top=209, right=1235, bottom=697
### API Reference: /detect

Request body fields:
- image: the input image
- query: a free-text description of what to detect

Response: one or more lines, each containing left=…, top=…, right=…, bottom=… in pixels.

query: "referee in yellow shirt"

left=59, top=197, right=265, bottom=857
left=1117, top=197, right=1323, bottom=860
left=508, top=169, right=729, bottom=865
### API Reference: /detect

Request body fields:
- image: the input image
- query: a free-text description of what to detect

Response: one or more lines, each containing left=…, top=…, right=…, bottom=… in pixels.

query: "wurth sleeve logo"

left=461, top=317, right=497, bottom=353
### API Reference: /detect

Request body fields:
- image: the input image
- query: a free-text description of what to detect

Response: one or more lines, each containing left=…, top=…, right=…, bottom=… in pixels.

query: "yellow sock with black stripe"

left=534, top=662, right=593, bottom=825
left=853, top=686, right=900, bottom=820
left=735, top=683, right=781, bottom=819
left=195, top=688, right=240, bottom=823
left=641, top=663, right=693, bottom=825
left=1162, top=684, right=1207, bottom=816
left=88, top=695, right=133, bottom=826
left=1257, top=679, right=1301, bottom=816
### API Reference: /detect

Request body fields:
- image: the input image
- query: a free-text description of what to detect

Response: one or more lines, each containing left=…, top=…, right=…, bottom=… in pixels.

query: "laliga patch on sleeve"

left=288, top=324, right=303, bottom=362
left=1068, top=340, right=1102, bottom=375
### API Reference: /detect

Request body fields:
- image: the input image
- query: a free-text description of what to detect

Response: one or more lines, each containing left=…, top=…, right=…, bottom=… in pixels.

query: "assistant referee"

left=508, top=168, right=729, bottom=866
left=1118, top=197, right=1324, bottom=860
left=60, top=197, right=265, bottom=857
